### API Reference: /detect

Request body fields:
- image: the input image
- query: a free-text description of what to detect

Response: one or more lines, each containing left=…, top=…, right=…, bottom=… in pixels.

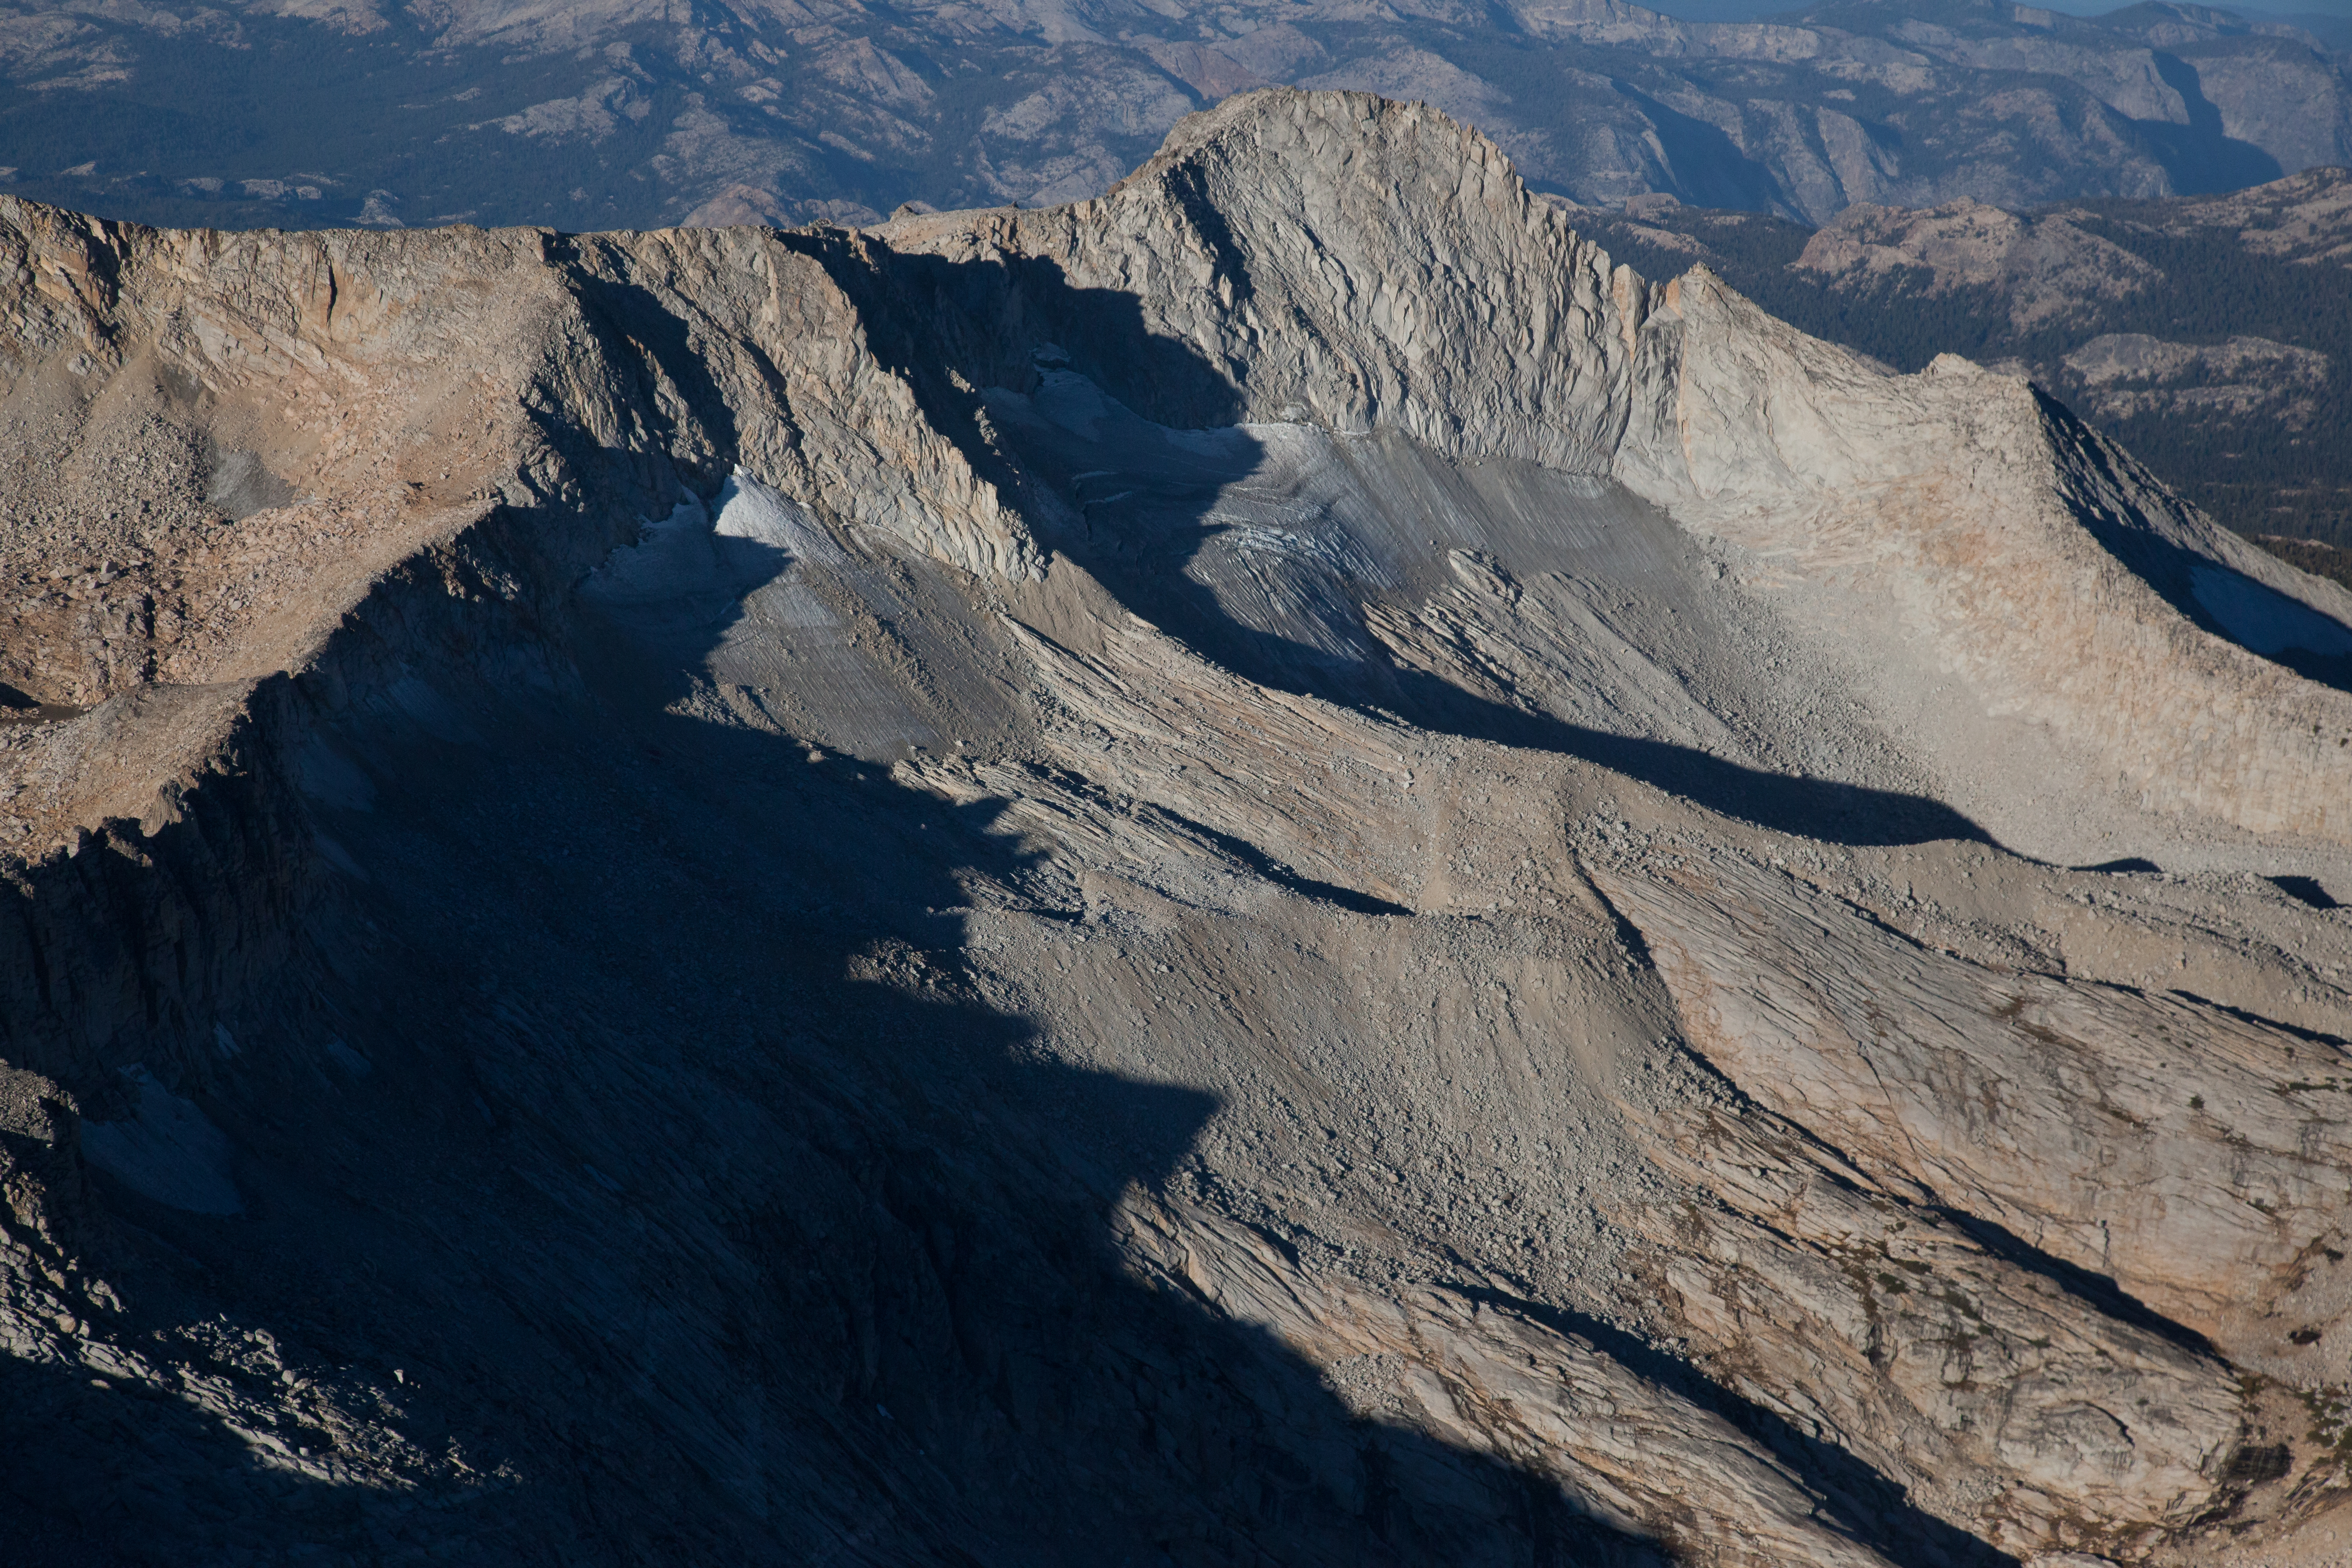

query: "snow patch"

left=583, top=475, right=838, bottom=625
left=582, top=494, right=723, bottom=606
left=713, top=470, right=843, bottom=564
left=81, top=1066, right=242, bottom=1215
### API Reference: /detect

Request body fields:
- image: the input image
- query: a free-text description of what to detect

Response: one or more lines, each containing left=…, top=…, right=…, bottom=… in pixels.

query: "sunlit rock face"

left=3, top=88, right=2351, bottom=1568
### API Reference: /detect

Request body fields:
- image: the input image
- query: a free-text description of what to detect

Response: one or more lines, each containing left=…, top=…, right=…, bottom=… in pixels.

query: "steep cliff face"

left=5, top=88, right=2352, bottom=1567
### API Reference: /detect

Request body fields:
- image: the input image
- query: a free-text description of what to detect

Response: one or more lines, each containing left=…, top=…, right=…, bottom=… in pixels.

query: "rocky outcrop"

left=1573, top=167, right=2352, bottom=547
left=880, top=94, right=1652, bottom=471
left=1790, top=199, right=2164, bottom=333
left=1629, top=270, right=2352, bottom=842
left=1595, top=846, right=2352, bottom=1343
left=2061, top=333, right=2329, bottom=429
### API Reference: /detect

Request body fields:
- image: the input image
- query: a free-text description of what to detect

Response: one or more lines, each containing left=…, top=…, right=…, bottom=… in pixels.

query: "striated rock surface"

left=5, top=87, right=2352, bottom=1566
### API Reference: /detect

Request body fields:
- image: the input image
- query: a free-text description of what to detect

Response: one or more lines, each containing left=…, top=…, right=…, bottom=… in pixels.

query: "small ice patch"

left=386, top=674, right=481, bottom=745
left=206, top=449, right=296, bottom=520
left=81, top=1067, right=242, bottom=1215
left=1034, top=369, right=1114, bottom=442
left=713, top=470, right=842, bottom=564
left=581, top=494, right=722, bottom=605
left=297, top=734, right=376, bottom=811
left=584, top=476, right=832, bottom=624
left=2191, top=566, right=2352, bottom=658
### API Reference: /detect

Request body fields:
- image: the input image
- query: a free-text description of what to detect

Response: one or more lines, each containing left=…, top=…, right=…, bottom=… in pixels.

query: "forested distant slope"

left=1571, top=168, right=2352, bottom=547
left=0, top=0, right=2347, bottom=231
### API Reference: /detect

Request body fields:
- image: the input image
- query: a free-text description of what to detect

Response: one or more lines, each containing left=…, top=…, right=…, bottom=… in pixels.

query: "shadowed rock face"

left=4, top=87, right=2352, bottom=1567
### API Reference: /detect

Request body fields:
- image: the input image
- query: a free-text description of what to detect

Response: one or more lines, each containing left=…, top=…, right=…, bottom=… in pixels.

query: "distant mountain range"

left=1568, top=165, right=2352, bottom=546
left=0, top=0, right=2347, bottom=231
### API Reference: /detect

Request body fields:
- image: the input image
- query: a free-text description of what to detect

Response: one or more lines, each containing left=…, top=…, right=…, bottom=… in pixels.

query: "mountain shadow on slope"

left=2032, top=387, right=2352, bottom=695
left=1453, top=1284, right=2014, bottom=1568
left=0, top=447, right=1680, bottom=1568
left=2137, top=52, right=2287, bottom=195
left=529, top=240, right=1985, bottom=1561
left=807, top=237, right=1993, bottom=851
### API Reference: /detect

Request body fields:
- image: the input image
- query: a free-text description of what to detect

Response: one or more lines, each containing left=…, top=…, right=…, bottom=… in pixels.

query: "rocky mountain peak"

left=3, top=88, right=2352, bottom=1567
